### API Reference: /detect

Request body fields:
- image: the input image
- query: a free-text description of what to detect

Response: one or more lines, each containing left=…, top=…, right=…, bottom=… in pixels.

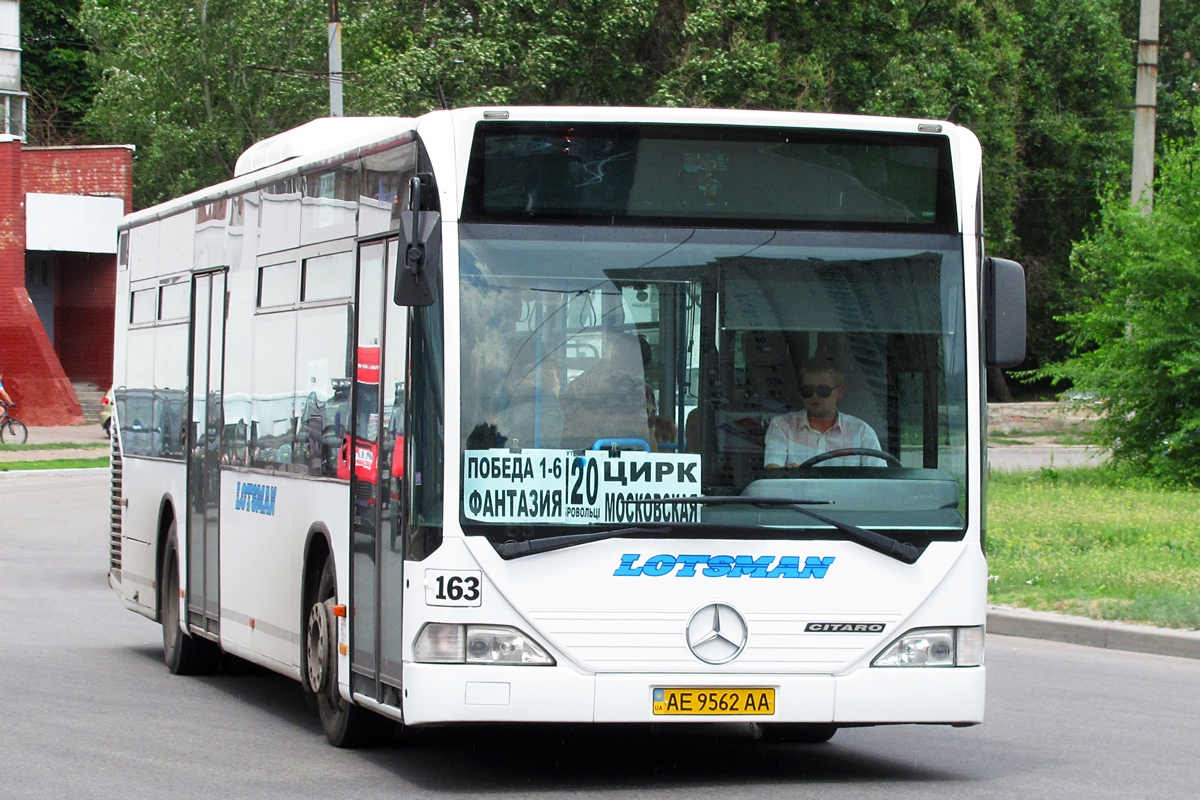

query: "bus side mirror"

left=395, top=174, right=436, bottom=307
left=985, top=257, right=1026, bottom=369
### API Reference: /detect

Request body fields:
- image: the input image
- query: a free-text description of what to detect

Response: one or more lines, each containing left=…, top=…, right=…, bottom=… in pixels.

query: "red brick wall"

left=0, top=141, right=22, bottom=291
left=21, top=147, right=134, bottom=214
left=55, top=252, right=116, bottom=388
left=0, top=287, right=83, bottom=425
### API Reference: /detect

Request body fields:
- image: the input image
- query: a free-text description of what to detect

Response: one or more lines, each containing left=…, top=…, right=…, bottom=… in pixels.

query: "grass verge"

left=0, top=457, right=109, bottom=471
left=987, top=466, right=1200, bottom=630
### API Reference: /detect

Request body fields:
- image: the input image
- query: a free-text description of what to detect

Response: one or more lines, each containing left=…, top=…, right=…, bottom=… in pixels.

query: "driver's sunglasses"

left=801, top=384, right=837, bottom=399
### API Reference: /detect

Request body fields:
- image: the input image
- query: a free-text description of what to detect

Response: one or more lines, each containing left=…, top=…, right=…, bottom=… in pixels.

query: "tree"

left=346, top=0, right=666, bottom=113
left=21, top=0, right=96, bottom=144
left=1153, top=0, right=1200, bottom=145
left=81, top=0, right=329, bottom=207
left=1006, top=0, right=1132, bottom=373
left=1049, top=120, right=1200, bottom=482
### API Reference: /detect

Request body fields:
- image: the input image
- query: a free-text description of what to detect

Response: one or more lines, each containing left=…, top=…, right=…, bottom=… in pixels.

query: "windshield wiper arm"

left=644, top=496, right=921, bottom=564
left=497, top=526, right=669, bottom=559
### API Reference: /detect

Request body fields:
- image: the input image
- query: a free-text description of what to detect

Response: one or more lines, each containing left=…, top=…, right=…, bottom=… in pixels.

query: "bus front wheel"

left=306, top=556, right=394, bottom=747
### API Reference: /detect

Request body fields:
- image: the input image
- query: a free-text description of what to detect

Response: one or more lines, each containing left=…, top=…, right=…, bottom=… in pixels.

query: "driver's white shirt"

left=763, top=410, right=884, bottom=467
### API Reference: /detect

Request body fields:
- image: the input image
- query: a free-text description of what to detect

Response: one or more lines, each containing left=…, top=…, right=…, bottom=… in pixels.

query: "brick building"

left=0, top=139, right=133, bottom=425
left=1, top=1, right=134, bottom=425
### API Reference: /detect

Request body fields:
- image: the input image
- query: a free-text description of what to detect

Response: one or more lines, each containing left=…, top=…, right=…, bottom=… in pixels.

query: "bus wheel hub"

left=306, top=601, right=332, bottom=692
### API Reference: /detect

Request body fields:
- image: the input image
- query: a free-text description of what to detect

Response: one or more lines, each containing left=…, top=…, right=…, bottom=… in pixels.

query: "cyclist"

left=0, top=372, right=26, bottom=443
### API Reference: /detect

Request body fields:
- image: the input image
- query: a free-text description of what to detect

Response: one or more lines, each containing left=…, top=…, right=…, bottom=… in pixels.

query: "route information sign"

left=463, top=449, right=702, bottom=525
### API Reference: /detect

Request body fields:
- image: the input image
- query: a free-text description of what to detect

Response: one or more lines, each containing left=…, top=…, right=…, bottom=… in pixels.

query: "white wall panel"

left=25, top=193, right=124, bottom=253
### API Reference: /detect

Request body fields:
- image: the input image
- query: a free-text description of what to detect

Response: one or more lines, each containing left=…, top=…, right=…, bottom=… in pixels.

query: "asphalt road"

left=3, top=469, right=1198, bottom=799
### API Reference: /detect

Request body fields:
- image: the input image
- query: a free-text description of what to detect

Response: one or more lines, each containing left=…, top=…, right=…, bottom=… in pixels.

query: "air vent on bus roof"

left=234, top=117, right=406, bottom=177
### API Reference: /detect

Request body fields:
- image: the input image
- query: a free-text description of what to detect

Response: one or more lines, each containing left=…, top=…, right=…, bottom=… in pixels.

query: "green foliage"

left=1154, top=0, right=1200, bottom=145
left=1008, top=0, right=1132, bottom=371
left=20, top=0, right=97, bottom=144
left=1049, top=118, right=1200, bottom=482
left=80, top=0, right=329, bottom=207
left=348, top=0, right=665, bottom=112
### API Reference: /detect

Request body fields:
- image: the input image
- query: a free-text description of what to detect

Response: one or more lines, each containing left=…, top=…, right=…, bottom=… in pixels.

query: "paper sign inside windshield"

left=463, top=449, right=702, bottom=524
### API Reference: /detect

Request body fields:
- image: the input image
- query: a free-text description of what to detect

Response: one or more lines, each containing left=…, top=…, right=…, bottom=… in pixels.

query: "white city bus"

left=108, top=107, right=1025, bottom=747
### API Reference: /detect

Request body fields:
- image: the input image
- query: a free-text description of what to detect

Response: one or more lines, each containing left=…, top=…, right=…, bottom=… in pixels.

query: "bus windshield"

left=459, top=224, right=967, bottom=549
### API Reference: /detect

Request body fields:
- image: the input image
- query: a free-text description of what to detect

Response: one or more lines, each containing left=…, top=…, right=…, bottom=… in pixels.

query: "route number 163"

left=425, top=569, right=483, bottom=607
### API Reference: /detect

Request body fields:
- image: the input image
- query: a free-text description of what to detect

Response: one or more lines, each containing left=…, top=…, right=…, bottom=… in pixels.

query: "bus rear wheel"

left=161, top=524, right=220, bottom=675
left=305, top=556, right=394, bottom=747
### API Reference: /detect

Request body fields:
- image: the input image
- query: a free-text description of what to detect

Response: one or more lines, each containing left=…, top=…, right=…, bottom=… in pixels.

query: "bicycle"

left=0, top=402, right=27, bottom=444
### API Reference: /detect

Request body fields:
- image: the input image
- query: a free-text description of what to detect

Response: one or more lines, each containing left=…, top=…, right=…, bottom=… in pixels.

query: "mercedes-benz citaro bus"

left=107, top=107, right=1025, bottom=747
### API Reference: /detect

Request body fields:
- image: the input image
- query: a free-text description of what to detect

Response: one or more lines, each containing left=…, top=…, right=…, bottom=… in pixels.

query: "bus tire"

left=161, top=524, right=220, bottom=675
left=755, top=723, right=838, bottom=744
left=307, top=556, right=394, bottom=748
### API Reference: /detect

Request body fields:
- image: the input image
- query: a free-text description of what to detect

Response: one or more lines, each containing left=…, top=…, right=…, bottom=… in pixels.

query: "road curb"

left=987, top=606, right=1200, bottom=660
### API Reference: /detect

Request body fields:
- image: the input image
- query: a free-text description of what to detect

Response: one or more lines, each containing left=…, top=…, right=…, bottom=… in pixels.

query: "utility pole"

left=328, top=0, right=343, bottom=117
left=1131, top=0, right=1160, bottom=215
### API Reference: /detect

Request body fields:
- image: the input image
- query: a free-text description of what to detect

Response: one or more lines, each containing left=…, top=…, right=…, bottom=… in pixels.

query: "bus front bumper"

left=400, top=663, right=985, bottom=726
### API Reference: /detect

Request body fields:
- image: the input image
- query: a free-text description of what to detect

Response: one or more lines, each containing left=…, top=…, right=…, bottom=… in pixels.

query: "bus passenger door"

left=349, top=237, right=408, bottom=704
left=187, top=269, right=226, bottom=639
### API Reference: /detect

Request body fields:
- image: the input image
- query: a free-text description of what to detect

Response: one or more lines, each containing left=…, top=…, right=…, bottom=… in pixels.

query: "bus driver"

left=763, top=357, right=886, bottom=467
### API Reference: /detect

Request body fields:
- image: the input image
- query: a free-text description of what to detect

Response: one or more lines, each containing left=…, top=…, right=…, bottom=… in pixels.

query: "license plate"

left=652, top=687, right=775, bottom=715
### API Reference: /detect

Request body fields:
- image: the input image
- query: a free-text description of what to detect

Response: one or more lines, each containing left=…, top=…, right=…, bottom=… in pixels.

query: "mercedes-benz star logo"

left=686, top=603, right=748, bottom=664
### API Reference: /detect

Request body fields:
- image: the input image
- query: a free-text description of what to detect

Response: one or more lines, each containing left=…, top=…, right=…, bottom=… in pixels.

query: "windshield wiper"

left=497, top=526, right=671, bottom=559
left=643, top=496, right=921, bottom=564
left=494, top=497, right=921, bottom=563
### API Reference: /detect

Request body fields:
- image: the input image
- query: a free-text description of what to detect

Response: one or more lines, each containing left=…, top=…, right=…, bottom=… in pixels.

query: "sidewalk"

left=23, top=425, right=109, bottom=445
left=987, top=443, right=1109, bottom=471
left=987, top=400, right=1109, bottom=471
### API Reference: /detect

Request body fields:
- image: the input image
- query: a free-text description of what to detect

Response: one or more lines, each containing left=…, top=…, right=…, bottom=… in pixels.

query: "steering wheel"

left=796, top=448, right=901, bottom=468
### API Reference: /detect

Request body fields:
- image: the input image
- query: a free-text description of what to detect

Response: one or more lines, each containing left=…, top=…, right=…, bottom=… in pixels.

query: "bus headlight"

left=414, top=623, right=555, bottom=666
left=871, top=626, right=984, bottom=667
left=466, top=626, right=554, bottom=665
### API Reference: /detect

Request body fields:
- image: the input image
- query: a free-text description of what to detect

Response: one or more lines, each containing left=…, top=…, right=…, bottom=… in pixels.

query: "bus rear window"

left=462, top=122, right=956, bottom=230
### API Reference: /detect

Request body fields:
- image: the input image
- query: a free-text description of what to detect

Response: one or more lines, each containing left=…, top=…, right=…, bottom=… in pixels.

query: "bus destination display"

left=463, top=449, right=702, bottom=525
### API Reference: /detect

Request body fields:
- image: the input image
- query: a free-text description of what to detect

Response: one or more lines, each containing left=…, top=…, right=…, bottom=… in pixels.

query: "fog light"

left=873, top=628, right=956, bottom=667
left=413, top=622, right=465, bottom=663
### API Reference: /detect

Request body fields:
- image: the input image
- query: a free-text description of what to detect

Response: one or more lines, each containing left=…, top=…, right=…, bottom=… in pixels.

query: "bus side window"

left=295, top=304, right=352, bottom=478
